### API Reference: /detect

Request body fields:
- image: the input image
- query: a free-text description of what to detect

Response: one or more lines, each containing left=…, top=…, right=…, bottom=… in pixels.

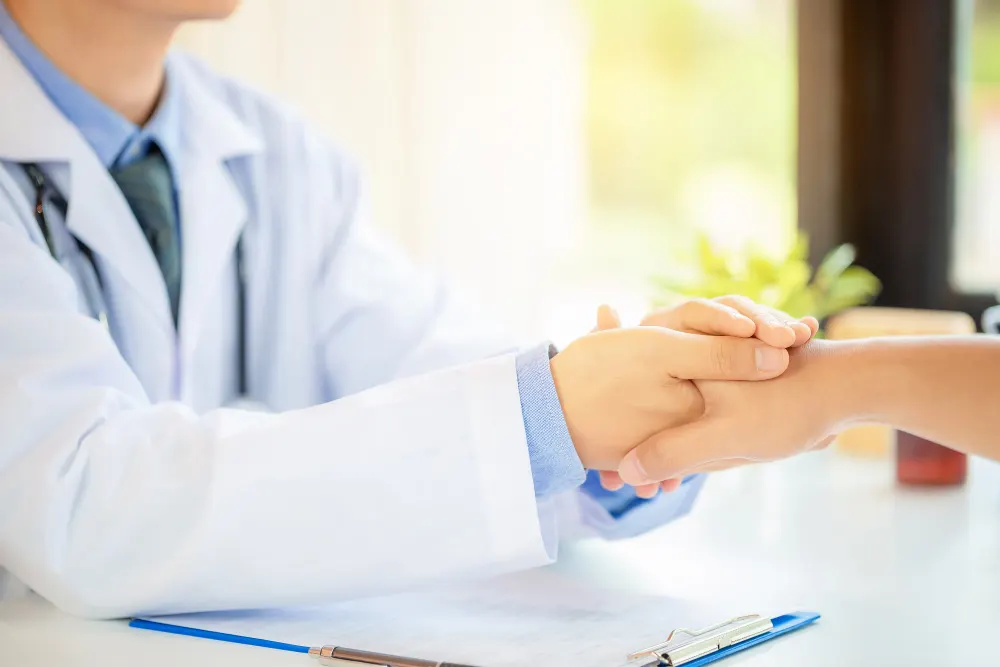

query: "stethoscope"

left=21, top=162, right=248, bottom=395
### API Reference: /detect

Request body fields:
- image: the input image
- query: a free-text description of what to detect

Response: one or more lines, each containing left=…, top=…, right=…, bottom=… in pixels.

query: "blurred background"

left=175, top=0, right=1000, bottom=346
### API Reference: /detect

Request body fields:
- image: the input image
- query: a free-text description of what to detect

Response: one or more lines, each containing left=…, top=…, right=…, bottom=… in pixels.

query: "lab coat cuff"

left=515, top=343, right=586, bottom=498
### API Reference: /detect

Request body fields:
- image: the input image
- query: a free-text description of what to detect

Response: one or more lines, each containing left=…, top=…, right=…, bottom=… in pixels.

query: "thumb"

left=593, top=304, right=622, bottom=332
left=660, top=331, right=790, bottom=381
left=618, top=419, right=725, bottom=485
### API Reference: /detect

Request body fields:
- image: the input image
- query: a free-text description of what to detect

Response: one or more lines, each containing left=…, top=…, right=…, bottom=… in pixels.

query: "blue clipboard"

left=670, top=611, right=820, bottom=666
left=130, top=609, right=820, bottom=666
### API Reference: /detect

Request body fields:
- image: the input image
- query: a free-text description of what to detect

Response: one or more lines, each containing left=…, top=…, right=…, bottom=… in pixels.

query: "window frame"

left=798, top=0, right=998, bottom=326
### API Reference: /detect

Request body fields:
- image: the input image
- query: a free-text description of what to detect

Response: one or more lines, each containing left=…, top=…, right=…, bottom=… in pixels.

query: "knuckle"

left=640, top=306, right=672, bottom=328
left=670, top=300, right=701, bottom=321
left=711, top=341, right=735, bottom=374
left=716, top=294, right=754, bottom=311
left=716, top=294, right=747, bottom=305
left=683, top=383, right=706, bottom=415
left=668, top=381, right=704, bottom=419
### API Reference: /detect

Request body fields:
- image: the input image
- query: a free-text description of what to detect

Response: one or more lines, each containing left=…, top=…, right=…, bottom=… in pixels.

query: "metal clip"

left=628, top=614, right=774, bottom=666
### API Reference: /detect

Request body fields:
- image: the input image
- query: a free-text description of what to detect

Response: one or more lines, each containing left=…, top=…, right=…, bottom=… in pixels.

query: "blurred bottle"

left=826, top=308, right=974, bottom=486
left=896, top=431, right=967, bottom=486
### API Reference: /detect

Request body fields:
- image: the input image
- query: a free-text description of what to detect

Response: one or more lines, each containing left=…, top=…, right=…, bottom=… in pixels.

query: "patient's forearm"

left=830, top=336, right=1000, bottom=460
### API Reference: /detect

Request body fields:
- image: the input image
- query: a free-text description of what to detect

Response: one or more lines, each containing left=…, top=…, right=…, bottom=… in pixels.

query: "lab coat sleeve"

left=0, top=215, right=552, bottom=618
left=306, top=157, right=702, bottom=546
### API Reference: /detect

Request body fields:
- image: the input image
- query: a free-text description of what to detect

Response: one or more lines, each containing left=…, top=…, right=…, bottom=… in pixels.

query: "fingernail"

left=755, top=347, right=786, bottom=372
left=620, top=450, right=650, bottom=485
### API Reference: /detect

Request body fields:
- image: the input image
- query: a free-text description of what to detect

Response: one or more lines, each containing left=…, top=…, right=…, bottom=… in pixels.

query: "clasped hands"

left=550, top=296, right=839, bottom=499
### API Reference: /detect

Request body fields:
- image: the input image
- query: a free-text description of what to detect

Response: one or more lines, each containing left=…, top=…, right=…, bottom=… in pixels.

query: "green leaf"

left=814, top=244, right=857, bottom=290
left=769, top=259, right=812, bottom=309
left=697, top=234, right=732, bottom=279
left=813, top=266, right=881, bottom=319
left=777, top=286, right=818, bottom=319
left=788, top=231, right=809, bottom=263
left=746, top=250, right=781, bottom=289
left=649, top=229, right=879, bottom=323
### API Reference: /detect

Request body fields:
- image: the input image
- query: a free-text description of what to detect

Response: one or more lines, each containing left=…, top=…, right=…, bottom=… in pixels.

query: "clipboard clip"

left=627, top=614, right=774, bottom=666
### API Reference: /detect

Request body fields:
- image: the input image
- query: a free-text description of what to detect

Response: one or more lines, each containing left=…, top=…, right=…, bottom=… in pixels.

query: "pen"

left=308, top=644, right=481, bottom=667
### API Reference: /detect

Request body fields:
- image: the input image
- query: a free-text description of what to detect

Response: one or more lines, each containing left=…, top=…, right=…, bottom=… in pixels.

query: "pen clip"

left=309, top=646, right=389, bottom=667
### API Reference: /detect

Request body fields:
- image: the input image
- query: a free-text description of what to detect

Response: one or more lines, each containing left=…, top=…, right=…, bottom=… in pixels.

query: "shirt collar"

left=0, top=0, right=182, bottom=171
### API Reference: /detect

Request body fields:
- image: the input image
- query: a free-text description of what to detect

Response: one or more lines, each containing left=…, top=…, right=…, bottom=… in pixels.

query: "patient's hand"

left=596, top=297, right=818, bottom=497
left=616, top=341, right=843, bottom=487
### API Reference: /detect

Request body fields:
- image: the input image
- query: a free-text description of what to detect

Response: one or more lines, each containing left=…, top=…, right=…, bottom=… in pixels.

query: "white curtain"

left=175, top=0, right=587, bottom=340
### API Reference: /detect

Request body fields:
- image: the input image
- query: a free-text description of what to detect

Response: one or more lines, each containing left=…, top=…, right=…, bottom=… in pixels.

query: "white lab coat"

left=0, top=41, right=701, bottom=619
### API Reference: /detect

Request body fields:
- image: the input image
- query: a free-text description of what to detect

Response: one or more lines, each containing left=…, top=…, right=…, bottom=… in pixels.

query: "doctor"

left=0, top=0, right=816, bottom=619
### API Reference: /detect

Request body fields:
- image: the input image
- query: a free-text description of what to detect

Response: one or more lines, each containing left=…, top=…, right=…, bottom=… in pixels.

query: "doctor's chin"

left=2, top=2, right=999, bottom=667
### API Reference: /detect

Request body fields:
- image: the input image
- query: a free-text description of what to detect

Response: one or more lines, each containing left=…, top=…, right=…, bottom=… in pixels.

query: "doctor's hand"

left=549, top=312, right=793, bottom=473
left=641, top=296, right=818, bottom=348
left=615, top=340, right=844, bottom=486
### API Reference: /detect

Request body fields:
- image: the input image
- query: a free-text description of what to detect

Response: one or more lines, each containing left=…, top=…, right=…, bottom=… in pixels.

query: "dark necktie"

left=110, top=146, right=182, bottom=325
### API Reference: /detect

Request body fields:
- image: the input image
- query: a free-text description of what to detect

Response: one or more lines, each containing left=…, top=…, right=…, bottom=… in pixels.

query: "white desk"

left=3, top=451, right=1000, bottom=667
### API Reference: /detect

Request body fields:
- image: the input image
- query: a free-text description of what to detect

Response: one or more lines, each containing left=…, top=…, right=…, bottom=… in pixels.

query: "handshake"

left=551, top=296, right=843, bottom=498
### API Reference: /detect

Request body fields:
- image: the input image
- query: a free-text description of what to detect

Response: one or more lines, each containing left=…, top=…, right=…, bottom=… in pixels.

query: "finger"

left=789, top=321, right=813, bottom=346
left=656, top=330, right=789, bottom=381
left=660, top=478, right=683, bottom=493
left=757, top=306, right=818, bottom=347
left=593, top=304, right=622, bottom=333
left=603, top=470, right=676, bottom=496
left=598, top=470, right=625, bottom=491
left=618, top=420, right=729, bottom=484
left=641, top=300, right=755, bottom=337
left=634, top=483, right=659, bottom=499
left=715, top=296, right=796, bottom=348
left=760, top=306, right=813, bottom=346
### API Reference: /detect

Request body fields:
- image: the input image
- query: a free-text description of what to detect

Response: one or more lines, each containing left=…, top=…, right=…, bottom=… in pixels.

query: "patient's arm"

left=616, top=335, right=1000, bottom=484
left=834, top=335, right=1000, bottom=461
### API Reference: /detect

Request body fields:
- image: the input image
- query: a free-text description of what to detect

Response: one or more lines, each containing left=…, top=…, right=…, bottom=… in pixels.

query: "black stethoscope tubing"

left=21, top=162, right=248, bottom=396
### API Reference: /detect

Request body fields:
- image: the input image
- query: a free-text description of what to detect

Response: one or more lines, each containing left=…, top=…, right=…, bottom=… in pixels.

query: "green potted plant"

left=651, top=231, right=881, bottom=329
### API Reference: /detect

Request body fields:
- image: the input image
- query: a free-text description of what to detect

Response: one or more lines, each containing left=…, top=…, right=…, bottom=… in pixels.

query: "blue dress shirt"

left=1, top=3, right=685, bottom=517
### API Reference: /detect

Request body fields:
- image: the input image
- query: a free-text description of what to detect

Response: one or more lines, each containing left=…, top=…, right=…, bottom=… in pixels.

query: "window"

left=543, top=0, right=796, bottom=343
left=811, top=0, right=997, bottom=323
left=954, top=0, right=1000, bottom=294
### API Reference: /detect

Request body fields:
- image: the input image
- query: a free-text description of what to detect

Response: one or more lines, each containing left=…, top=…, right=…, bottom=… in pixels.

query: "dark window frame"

left=798, top=0, right=997, bottom=326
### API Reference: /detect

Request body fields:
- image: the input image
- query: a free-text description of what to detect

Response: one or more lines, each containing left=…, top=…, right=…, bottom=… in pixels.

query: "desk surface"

left=3, top=450, right=999, bottom=667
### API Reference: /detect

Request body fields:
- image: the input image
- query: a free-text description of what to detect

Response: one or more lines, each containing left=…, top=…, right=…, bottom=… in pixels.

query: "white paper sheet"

left=141, top=568, right=722, bottom=667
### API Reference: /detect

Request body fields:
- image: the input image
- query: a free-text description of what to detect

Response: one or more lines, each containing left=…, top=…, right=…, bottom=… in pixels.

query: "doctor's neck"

left=5, top=0, right=187, bottom=125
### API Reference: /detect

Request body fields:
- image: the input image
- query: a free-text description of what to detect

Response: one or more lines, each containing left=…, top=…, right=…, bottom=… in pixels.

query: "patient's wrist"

left=815, top=338, right=897, bottom=429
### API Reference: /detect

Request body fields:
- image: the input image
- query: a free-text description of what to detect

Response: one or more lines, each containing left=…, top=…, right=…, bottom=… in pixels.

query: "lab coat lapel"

left=0, top=39, right=174, bottom=335
left=168, top=54, right=263, bottom=365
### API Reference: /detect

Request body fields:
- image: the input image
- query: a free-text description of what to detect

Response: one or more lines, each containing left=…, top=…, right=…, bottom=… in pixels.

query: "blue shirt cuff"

left=581, top=469, right=702, bottom=519
left=515, top=343, right=586, bottom=497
